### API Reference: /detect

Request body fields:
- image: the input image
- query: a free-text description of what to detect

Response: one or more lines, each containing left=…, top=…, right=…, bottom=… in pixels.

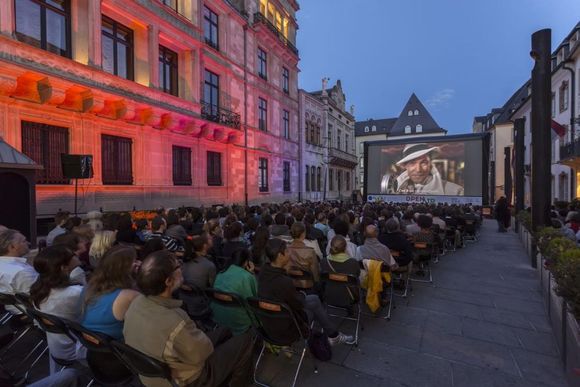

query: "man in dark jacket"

left=257, top=239, right=354, bottom=346
left=378, top=219, right=413, bottom=266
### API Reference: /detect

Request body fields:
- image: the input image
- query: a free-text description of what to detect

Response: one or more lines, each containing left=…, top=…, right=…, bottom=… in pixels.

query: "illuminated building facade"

left=0, top=0, right=300, bottom=223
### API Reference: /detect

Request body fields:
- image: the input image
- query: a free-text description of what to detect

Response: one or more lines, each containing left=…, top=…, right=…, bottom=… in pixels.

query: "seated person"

left=82, top=246, right=140, bottom=340
left=287, top=222, right=319, bottom=289
left=30, top=246, right=84, bottom=373
left=0, top=229, right=38, bottom=317
left=211, top=249, right=257, bottom=335
left=147, top=216, right=183, bottom=253
left=46, top=211, right=69, bottom=246
left=182, top=233, right=216, bottom=289
left=270, top=213, right=290, bottom=239
left=355, top=225, right=398, bottom=270
left=377, top=219, right=414, bottom=266
left=52, top=233, right=87, bottom=285
left=124, top=250, right=253, bottom=387
left=221, top=222, right=248, bottom=260
left=325, top=220, right=358, bottom=258
left=413, top=215, right=435, bottom=245
left=321, top=236, right=361, bottom=303
left=258, top=238, right=354, bottom=346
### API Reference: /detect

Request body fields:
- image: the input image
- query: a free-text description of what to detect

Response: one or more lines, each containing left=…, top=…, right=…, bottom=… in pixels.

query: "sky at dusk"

left=296, top=0, right=580, bottom=134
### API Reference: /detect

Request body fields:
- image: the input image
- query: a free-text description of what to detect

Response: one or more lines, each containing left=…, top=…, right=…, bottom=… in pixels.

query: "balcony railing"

left=329, top=147, right=357, bottom=168
left=253, top=12, right=298, bottom=56
left=560, top=138, right=580, bottom=161
left=201, top=102, right=241, bottom=129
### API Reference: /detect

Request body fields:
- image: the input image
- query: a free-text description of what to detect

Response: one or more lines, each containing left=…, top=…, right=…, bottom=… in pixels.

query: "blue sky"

left=296, top=1, right=580, bottom=134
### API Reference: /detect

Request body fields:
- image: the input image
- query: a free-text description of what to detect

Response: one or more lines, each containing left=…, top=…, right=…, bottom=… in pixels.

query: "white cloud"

left=427, top=88, right=455, bottom=108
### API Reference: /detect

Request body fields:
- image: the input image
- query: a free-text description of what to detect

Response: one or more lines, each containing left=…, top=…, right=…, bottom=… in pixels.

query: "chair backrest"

left=320, top=272, right=360, bottom=307
left=110, top=340, right=173, bottom=383
left=178, top=284, right=211, bottom=320
left=26, top=308, right=75, bottom=341
left=287, top=267, right=314, bottom=290
left=246, top=297, right=306, bottom=346
left=414, top=242, right=433, bottom=260
left=205, top=288, right=245, bottom=308
left=65, top=319, right=114, bottom=353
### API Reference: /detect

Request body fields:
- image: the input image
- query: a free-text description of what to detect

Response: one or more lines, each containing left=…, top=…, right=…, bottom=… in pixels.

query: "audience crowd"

left=1, top=200, right=488, bottom=386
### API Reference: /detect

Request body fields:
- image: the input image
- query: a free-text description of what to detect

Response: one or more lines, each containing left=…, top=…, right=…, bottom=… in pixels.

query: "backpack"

left=307, top=331, right=332, bottom=361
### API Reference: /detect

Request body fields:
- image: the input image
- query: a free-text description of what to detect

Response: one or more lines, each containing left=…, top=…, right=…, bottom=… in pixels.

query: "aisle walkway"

left=260, top=220, right=569, bottom=387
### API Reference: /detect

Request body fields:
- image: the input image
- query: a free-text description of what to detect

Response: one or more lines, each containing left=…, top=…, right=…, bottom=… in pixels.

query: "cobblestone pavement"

left=258, top=220, right=569, bottom=387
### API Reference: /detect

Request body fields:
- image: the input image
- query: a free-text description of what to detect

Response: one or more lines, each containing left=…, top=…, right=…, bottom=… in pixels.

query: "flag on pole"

left=551, top=119, right=566, bottom=137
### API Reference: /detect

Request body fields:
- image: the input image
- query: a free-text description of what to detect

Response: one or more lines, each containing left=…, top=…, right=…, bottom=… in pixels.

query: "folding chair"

left=463, top=220, right=478, bottom=242
left=0, top=293, right=47, bottom=379
left=320, top=272, right=361, bottom=345
left=246, top=297, right=311, bottom=387
left=287, top=267, right=315, bottom=294
left=445, top=227, right=458, bottom=251
left=361, top=260, right=394, bottom=321
left=410, top=242, right=434, bottom=284
left=205, top=288, right=256, bottom=333
left=390, top=251, right=413, bottom=298
left=110, top=340, right=177, bottom=387
left=65, top=320, right=133, bottom=386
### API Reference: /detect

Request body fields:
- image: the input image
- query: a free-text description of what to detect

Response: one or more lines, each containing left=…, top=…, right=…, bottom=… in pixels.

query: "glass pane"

left=46, top=0, right=66, bottom=11
left=116, top=27, right=130, bottom=42
left=159, top=63, right=165, bottom=90
left=46, top=9, right=67, bottom=55
left=15, top=0, right=41, bottom=46
left=101, top=18, right=114, bottom=35
left=117, top=44, right=128, bottom=78
left=101, top=35, right=114, bottom=74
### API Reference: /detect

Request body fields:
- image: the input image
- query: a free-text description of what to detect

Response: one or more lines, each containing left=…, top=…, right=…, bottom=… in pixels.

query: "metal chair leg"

left=290, top=343, right=307, bottom=387
left=0, top=325, right=32, bottom=358
left=253, top=341, right=269, bottom=387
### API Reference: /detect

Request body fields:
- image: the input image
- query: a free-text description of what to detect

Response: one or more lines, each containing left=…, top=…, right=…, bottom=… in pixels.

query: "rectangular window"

left=282, top=67, right=289, bottom=93
left=159, top=45, right=178, bottom=96
left=551, top=92, right=556, bottom=118
left=283, top=161, right=291, bottom=192
left=203, top=70, right=220, bottom=119
left=15, top=0, right=71, bottom=58
left=345, top=134, right=349, bottom=153
left=346, top=172, right=350, bottom=191
left=283, top=110, right=290, bottom=139
left=21, top=121, right=69, bottom=184
left=101, top=16, right=133, bottom=80
left=161, top=0, right=178, bottom=11
left=203, top=6, right=219, bottom=50
left=305, top=122, right=310, bottom=144
left=317, top=167, right=321, bottom=191
left=337, top=130, right=341, bottom=150
left=305, top=164, right=310, bottom=191
left=310, top=166, right=315, bottom=193
left=172, top=146, right=191, bottom=185
left=316, top=125, right=320, bottom=145
left=329, top=169, right=334, bottom=191
left=337, top=170, right=342, bottom=191
left=207, top=151, right=222, bottom=186
left=101, top=134, right=133, bottom=185
left=559, top=82, right=569, bottom=113
left=258, top=98, right=268, bottom=131
left=259, top=157, right=268, bottom=192
left=257, top=48, right=267, bottom=80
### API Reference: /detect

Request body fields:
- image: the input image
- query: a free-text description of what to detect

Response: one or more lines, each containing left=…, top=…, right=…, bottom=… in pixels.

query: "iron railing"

left=560, top=138, right=580, bottom=161
left=253, top=12, right=298, bottom=56
left=201, top=102, right=241, bottom=129
left=329, top=147, right=357, bottom=167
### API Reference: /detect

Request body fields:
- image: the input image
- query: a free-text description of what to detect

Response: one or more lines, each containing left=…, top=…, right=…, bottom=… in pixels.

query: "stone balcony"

left=253, top=12, right=299, bottom=56
left=201, top=102, right=241, bottom=130
left=329, top=147, right=357, bottom=168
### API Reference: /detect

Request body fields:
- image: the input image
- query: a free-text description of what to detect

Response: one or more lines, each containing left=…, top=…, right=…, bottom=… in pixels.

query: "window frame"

left=282, top=110, right=290, bottom=139
left=317, top=167, right=321, bottom=191
left=159, top=45, right=179, bottom=97
left=101, top=15, right=134, bottom=80
left=283, top=161, right=291, bottom=192
left=282, top=67, right=290, bottom=94
left=203, top=69, right=220, bottom=117
left=15, top=0, right=72, bottom=58
left=172, top=145, right=192, bottom=186
left=259, top=157, right=269, bottom=192
left=329, top=169, right=334, bottom=191
left=257, top=47, right=268, bottom=80
left=207, top=151, right=223, bottom=186
left=258, top=97, right=268, bottom=131
left=101, top=134, right=133, bottom=185
left=305, top=164, right=310, bottom=192
left=203, top=5, right=219, bottom=50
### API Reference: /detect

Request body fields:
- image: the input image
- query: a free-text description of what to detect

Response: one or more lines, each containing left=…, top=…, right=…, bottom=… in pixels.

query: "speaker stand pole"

left=74, top=178, right=78, bottom=216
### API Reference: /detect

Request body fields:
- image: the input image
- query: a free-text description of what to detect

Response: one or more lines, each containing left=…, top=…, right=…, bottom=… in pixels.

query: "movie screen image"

left=366, top=137, right=483, bottom=198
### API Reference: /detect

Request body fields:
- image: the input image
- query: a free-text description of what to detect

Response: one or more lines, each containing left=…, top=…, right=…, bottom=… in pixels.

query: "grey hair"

left=0, top=229, right=20, bottom=256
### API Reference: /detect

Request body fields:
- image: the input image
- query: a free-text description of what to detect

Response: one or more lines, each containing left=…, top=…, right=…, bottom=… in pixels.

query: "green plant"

left=544, top=237, right=578, bottom=264
left=516, top=211, right=532, bottom=230
left=552, top=248, right=580, bottom=320
left=536, top=227, right=566, bottom=255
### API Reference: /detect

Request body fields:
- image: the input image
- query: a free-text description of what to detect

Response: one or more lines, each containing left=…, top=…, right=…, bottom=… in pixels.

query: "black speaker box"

left=61, top=154, right=93, bottom=179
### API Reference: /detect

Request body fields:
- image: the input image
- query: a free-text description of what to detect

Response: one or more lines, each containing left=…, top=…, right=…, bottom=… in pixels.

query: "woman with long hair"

left=88, top=230, right=116, bottom=268
left=250, top=226, right=270, bottom=266
left=81, top=245, right=140, bottom=340
left=30, top=245, right=84, bottom=372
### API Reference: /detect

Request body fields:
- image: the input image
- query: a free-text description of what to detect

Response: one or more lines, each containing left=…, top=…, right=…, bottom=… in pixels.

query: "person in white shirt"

left=46, top=211, right=70, bottom=246
left=325, top=220, right=358, bottom=259
left=0, top=229, right=38, bottom=314
left=30, top=245, right=85, bottom=373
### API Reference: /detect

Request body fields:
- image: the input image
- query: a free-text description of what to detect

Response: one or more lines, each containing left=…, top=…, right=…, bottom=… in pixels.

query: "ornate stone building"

left=0, top=0, right=300, bottom=225
left=299, top=88, right=325, bottom=201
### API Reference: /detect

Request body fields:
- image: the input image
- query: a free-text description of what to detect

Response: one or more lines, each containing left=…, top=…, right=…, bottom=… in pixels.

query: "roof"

left=494, top=82, right=530, bottom=125
left=388, top=93, right=446, bottom=136
left=355, top=118, right=397, bottom=136
left=0, top=138, right=42, bottom=170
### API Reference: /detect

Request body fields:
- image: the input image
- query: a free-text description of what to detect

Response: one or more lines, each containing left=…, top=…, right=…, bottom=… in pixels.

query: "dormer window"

left=414, top=109, right=419, bottom=116
left=559, top=81, right=569, bottom=113
left=407, top=110, right=413, bottom=116
left=416, top=124, right=423, bottom=133
left=364, top=126, right=369, bottom=133
left=371, top=125, right=376, bottom=132
left=404, top=125, right=411, bottom=134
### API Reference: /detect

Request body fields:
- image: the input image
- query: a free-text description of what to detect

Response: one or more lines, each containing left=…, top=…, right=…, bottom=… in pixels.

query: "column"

left=147, top=25, right=159, bottom=88
left=0, top=0, right=15, bottom=37
left=87, top=0, right=102, bottom=67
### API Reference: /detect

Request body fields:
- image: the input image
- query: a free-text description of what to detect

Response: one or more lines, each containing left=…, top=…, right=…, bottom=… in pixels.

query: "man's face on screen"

left=403, top=155, right=431, bottom=184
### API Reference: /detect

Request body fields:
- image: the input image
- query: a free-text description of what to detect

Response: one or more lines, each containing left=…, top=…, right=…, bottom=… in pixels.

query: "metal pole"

left=530, top=29, right=552, bottom=232
left=74, top=178, right=78, bottom=216
left=514, top=118, right=525, bottom=232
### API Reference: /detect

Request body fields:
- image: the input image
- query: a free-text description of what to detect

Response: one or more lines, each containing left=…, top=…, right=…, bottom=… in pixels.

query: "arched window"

left=310, top=166, right=316, bottom=193
left=305, top=122, right=309, bottom=143
left=407, top=110, right=413, bottom=116
left=317, top=167, right=321, bottom=191
left=416, top=124, right=423, bottom=133
left=404, top=125, right=411, bottom=134
left=371, top=125, right=376, bottom=132
left=364, top=126, right=369, bottom=133
left=414, top=109, right=419, bottom=116
left=305, top=165, right=310, bottom=191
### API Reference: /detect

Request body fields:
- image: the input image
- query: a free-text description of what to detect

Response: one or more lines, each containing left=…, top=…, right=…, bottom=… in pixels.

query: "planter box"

left=565, top=310, right=580, bottom=386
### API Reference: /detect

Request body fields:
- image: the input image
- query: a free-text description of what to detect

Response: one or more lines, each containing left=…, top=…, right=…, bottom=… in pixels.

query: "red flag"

left=551, top=119, right=566, bottom=137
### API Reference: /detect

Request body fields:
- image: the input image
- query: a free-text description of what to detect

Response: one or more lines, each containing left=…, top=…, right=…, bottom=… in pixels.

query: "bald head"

left=364, top=224, right=378, bottom=238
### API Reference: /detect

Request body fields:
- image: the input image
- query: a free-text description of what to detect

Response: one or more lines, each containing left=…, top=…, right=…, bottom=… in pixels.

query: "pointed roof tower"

left=389, top=93, right=446, bottom=136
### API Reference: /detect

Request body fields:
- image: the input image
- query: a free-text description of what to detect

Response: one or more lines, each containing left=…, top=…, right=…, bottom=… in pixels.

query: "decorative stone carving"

left=95, top=99, right=127, bottom=120
left=59, top=86, right=93, bottom=112
left=126, top=107, right=153, bottom=125
left=11, top=72, right=52, bottom=103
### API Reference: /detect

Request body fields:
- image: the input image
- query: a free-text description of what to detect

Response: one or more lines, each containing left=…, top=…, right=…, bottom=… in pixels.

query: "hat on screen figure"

left=380, top=143, right=464, bottom=195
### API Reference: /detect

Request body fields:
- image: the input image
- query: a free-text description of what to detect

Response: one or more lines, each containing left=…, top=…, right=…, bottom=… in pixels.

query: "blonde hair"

left=89, top=230, right=116, bottom=268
